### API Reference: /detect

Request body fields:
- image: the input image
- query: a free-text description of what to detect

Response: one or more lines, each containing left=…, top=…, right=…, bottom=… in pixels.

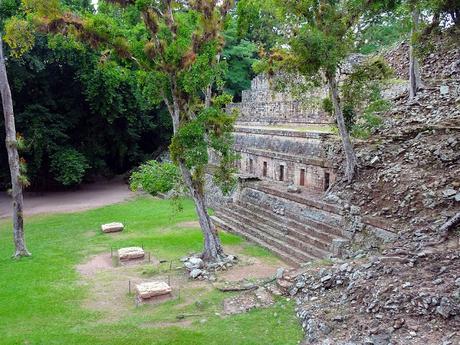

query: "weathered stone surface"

left=190, top=268, right=203, bottom=279
left=101, top=222, right=124, bottom=233
left=136, top=281, right=172, bottom=299
left=118, top=247, right=144, bottom=260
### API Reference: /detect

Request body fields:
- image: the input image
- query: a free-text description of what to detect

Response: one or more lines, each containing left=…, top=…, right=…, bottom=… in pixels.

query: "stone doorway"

left=324, top=172, right=330, bottom=191
left=279, top=165, right=285, bottom=181
left=262, top=162, right=268, bottom=177
left=300, top=169, right=305, bottom=186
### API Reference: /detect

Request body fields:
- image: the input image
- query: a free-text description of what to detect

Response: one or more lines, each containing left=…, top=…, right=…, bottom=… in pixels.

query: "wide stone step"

left=236, top=200, right=339, bottom=246
left=243, top=186, right=343, bottom=237
left=229, top=202, right=332, bottom=253
left=219, top=206, right=329, bottom=259
left=254, top=183, right=341, bottom=215
left=212, top=215, right=304, bottom=267
left=214, top=210, right=320, bottom=263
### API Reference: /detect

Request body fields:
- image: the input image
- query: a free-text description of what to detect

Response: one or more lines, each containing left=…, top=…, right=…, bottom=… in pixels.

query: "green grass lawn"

left=0, top=197, right=303, bottom=345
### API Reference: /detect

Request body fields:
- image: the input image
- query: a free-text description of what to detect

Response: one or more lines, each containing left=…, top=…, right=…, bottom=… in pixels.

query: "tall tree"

left=257, top=0, right=361, bottom=182
left=11, top=0, right=236, bottom=263
left=0, top=34, right=31, bottom=258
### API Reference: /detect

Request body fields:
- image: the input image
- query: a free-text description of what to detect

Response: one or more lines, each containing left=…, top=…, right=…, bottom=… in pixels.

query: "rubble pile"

left=301, top=31, right=460, bottom=344
left=181, top=254, right=238, bottom=280
left=277, top=246, right=460, bottom=344
left=383, top=29, right=460, bottom=80
left=330, top=76, right=460, bottom=231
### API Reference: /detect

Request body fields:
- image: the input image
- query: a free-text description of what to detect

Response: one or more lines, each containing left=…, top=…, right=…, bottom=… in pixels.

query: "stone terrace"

left=211, top=75, right=348, bottom=265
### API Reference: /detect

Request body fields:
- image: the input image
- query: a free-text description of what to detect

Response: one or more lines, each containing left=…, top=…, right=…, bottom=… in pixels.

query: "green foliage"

left=222, top=18, right=258, bottom=98
left=342, top=103, right=356, bottom=131
left=3, top=17, right=35, bottom=57
left=341, top=56, right=392, bottom=138
left=351, top=112, right=385, bottom=139
left=357, top=14, right=411, bottom=54
left=21, top=0, right=61, bottom=17
left=0, top=0, right=20, bottom=29
left=236, top=0, right=280, bottom=50
left=50, top=147, right=89, bottom=186
left=322, top=97, right=333, bottom=115
left=342, top=56, right=393, bottom=112
left=130, top=160, right=181, bottom=195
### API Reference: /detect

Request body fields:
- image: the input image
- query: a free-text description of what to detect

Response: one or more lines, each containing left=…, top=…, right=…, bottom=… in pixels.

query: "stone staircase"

left=211, top=183, right=347, bottom=266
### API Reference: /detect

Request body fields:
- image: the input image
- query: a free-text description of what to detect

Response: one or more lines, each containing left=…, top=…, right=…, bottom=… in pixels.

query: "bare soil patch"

left=0, top=177, right=135, bottom=219
left=221, top=258, right=281, bottom=282
left=223, top=287, right=274, bottom=315
left=77, top=253, right=113, bottom=276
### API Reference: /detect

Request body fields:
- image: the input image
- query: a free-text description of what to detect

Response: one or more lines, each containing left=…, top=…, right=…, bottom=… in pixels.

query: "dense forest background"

left=1, top=0, right=444, bottom=191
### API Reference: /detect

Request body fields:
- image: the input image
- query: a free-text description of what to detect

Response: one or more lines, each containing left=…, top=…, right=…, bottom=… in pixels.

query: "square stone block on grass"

left=136, top=281, right=172, bottom=300
left=101, top=222, right=124, bottom=233
left=118, top=247, right=145, bottom=261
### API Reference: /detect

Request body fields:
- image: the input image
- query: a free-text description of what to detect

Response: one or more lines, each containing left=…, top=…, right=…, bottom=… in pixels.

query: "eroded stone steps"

left=229, top=202, right=332, bottom=253
left=214, top=209, right=322, bottom=262
left=219, top=206, right=328, bottom=258
left=236, top=200, right=338, bottom=246
left=246, top=185, right=343, bottom=233
left=216, top=212, right=318, bottom=262
left=211, top=215, right=304, bottom=266
left=254, top=184, right=341, bottom=215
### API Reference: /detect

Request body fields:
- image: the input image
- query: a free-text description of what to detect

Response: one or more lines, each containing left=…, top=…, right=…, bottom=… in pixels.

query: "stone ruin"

left=101, top=222, right=124, bottom=233
left=210, top=74, right=397, bottom=266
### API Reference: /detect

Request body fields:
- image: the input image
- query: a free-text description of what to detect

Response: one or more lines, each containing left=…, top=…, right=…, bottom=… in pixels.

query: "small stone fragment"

left=118, top=247, right=145, bottom=260
left=136, top=281, right=172, bottom=299
left=101, top=222, right=124, bottom=233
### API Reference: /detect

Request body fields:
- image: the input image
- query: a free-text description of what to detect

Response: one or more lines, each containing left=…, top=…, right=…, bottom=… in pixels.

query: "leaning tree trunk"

left=164, top=86, right=225, bottom=263
left=327, top=72, right=357, bottom=183
left=0, top=35, right=31, bottom=258
left=409, top=9, right=422, bottom=99
left=179, top=161, right=225, bottom=262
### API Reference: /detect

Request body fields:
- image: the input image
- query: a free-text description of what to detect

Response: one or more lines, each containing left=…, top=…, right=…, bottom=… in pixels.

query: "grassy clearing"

left=0, top=197, right=302, bottom=345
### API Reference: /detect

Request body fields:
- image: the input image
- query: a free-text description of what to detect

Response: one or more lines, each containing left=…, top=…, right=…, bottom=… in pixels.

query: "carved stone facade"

left=231, top=74, right=336, bottom=192
left=210, top=75, right=395, bottom=265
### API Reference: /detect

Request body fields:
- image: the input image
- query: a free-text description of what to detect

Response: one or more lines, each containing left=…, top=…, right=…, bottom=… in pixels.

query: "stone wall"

left=233, top=126, right=336, bottom=191
left=228, top=74, right=332, bottom=124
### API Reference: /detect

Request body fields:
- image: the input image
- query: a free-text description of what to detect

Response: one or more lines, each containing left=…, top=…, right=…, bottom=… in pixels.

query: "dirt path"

left=0, top=178, right=136, bottom=219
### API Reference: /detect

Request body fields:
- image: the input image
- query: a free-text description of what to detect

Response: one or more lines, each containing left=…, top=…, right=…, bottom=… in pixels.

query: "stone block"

left=101, top=222, right=124, bottom=233
left=118, top=247, right=144, bottom=260
left=136, top=281, right=172, bottom=299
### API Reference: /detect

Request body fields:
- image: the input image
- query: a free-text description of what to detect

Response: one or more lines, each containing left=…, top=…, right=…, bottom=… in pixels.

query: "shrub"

left=50, top=148, right=89, bottom=186
left=321, top=97, right=333, bottom=115
left=129, top=160, right=181, bottom=196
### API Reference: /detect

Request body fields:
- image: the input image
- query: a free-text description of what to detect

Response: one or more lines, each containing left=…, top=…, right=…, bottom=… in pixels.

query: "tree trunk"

left=179, top=161, right=225, bottom=262
left=0, top=35, right=31, bottom=258
left=166, top=83, right=225, bottom=264
left=327, top=72, right=357, bottom=183
left=409, top=9, right=422, bottom=99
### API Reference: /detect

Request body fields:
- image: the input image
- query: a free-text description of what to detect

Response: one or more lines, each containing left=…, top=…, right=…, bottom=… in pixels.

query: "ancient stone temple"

left=227, top=75, right=336, bottom=191
left=211, top=75, right=395, bottom=266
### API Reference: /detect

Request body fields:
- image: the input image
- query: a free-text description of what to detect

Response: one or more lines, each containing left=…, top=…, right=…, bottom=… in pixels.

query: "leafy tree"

left=0, top=1, right=172, bottom=189
left=222, top=17, right=258, bottom=99
left=50, top=147, right=89, bottom=186
left=356, top=12, right=411, bottom=54
left=251, top=0, right=399, bottom=183
left=10, top=0, right=238, bottom=263
left=236, top=0, right=281, bottom=50
left=130, top=160, right=181, bottom=195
